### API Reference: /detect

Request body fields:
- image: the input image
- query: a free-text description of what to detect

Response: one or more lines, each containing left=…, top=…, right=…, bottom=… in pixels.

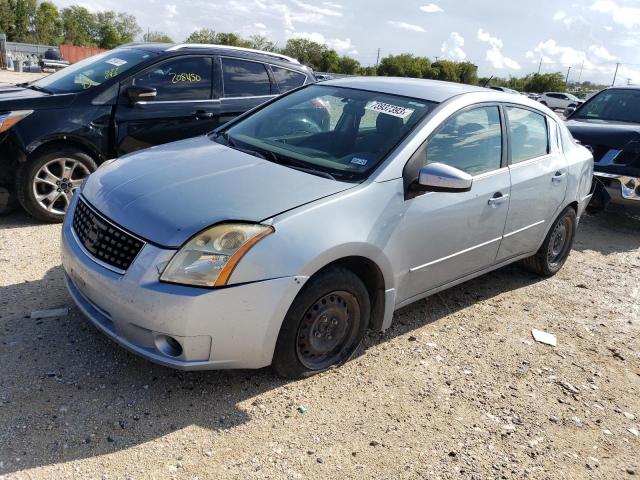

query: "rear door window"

left=131, top=56, right=212, bottom=101
left=222, top=58, right=272, bottom=97
left=506, top=107, right=549, bottom=163
left=271, top=66, right=307, bottom=92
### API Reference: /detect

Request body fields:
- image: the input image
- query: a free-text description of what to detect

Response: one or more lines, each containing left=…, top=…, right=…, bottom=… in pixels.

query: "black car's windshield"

left=217, top=85, right=436, bottom=180
left=31, top=49, right=156, bottom=94
left=573, top=89, right=640, bottom=123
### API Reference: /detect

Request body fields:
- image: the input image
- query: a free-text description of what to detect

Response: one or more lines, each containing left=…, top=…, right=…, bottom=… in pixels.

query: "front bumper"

left=594, top=171, right=640, bottom=207
left=61, top=201, right=307, bottom=370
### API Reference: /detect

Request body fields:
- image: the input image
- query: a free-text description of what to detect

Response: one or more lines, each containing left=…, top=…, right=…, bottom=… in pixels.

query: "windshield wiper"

left=27, top=84, right=51, bottom=94
left=216, top=133, right=337, bottom=180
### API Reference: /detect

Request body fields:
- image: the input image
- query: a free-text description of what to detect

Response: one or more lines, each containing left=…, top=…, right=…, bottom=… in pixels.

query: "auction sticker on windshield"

left=366, top=101, right=414, bottom=119
left=105, top=58, right=128, bottom=67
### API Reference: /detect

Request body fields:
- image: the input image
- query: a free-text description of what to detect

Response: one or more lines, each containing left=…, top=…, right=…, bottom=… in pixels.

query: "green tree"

left=61, top=6, right=97, bottom=46
left=337, top=55, right=360, bottom=75
left=95, top=11, right=140, bottom=48
left=143, top=30, right=173, bottom=43
left=432, top=60, right=460, bottom=82
left=11, top=0, right=37, bottom=42
left=247, top=34, right=277, bottom=52
left=33, top=1, right=61, bottom=45
left=0, top=0, right=16, bottom=39
left=456, top=61, right=478, bottom=85
left=523, top=73, right=566, bottom=93
left=185, top=28, right=217, bottom=43
left=281, top=38, right=326, bottom=70
left=377, top=54, right=429, bottom=78
left=319, top=48, right=339, bottom=72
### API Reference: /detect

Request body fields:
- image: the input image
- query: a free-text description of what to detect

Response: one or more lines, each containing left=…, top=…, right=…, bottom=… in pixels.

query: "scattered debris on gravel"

left=1, top=208, right=638, bottom=479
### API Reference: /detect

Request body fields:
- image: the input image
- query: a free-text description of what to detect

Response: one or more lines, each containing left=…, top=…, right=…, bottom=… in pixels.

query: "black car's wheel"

left=272, top=267, right=370, bottom=379
left=16, top=146, right=97, bottom=222
left=522, top=206, right=576, bottom=276
left=540, top=101, right=548, bottom=106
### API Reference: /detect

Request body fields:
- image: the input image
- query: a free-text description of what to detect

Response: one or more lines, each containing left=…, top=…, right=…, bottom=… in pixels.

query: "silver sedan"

left=61, top=78, right=594, bottom=378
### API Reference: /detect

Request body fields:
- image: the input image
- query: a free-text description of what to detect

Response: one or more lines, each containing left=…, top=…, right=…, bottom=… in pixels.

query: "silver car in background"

left=61, top=78, right=593, bottom=378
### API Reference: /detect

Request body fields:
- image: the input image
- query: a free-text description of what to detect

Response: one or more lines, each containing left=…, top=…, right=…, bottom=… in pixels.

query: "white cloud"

left=165, top=4, right=177, bottom=17
left=295, top=31, right=358, bottom=54
left=254, top=22, right=267, bottom=29
left=322, top=1, right=343, bottom=9
left=590, top=0, right=640, bottom=28
left=420, top=3, right=443, bottom=13
left=387, top=21, right=426, bottom=32
left=604, top=25, right=613, bottom=31
left=588, top=45, right=617, bottom=62
left=291, top=0, right=343, bottom=17
left=553, top=11, right=566, bottom=20
left=441, top=32, right=466, bottom=61
left=477, top=29, right=520, bottom=69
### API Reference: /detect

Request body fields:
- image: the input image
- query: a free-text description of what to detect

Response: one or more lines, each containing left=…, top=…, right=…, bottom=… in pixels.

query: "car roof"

left=117, top=42, right=310, bottom=71
left=318, top=77, right=490, bottom=103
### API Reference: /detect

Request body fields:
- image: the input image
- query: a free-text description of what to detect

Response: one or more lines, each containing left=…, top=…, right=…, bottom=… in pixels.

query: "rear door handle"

left=195, top=110, right=214, bottom=120
left=552, top=171, right=567, bottom=183
left=488, top=192, right=509, bottom=206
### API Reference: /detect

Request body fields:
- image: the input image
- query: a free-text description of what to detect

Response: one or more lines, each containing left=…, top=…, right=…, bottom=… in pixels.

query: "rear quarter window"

left=271, top=66, right=307, bottom=93
left=222, top=58, right=272, bottom=97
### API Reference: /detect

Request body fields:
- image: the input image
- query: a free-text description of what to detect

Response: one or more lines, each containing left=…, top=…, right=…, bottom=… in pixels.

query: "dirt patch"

left=0, top=208, right=638, bottom=479
left=0, top=70, right=48, bottom=86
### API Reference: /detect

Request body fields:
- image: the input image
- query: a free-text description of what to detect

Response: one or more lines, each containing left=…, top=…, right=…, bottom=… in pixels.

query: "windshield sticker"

left=350, top=157, right=368, bottom=166
left=170, top=73, right=202, bottom=83
left=366, top=101, right=414, bottom=119
left=104, top=67, right=119, bottom=79
left=106, top=58, right=128, bottom=67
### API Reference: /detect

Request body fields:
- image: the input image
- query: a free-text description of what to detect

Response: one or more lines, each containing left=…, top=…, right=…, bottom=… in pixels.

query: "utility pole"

left=537, top=57, right=542, bottom=74
left=577, top=59, right=584, bottom=83
left=375, top=48, right=380, bottom=68
left=612, top=62, right=620, bottom=86
left=565, top=66, right=571, bottom=88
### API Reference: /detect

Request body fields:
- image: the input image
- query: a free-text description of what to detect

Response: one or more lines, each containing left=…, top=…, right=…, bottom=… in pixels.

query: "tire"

left=540, top=101, right=547, bottom=106
left=522, top=206, right=577, bottom=276
left=272, top=266, right=371, bottom=379
left=16, top=145, right=97, bottom=222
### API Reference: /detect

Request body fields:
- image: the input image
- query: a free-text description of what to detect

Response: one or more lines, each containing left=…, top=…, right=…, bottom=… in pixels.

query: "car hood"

left=566, top=118, right=640, bottom=176
left=82, top=135, right=356, bottom=248
left=0, top=86, right=75, bottom=110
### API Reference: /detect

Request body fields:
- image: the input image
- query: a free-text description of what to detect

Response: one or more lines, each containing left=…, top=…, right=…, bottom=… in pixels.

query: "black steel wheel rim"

left=547, top=216, right=571, bottom=267
left=296, top=291, right=361, bottom=370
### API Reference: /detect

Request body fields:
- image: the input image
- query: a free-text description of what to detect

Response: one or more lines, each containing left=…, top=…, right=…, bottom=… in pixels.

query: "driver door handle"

left=195, top=110, right=214, bottom=120
left=488, top=192, right=509, bottom=206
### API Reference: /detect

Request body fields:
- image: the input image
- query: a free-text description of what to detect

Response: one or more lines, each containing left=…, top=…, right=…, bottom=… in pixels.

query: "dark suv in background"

left=0, top=43, right=316, bottom=221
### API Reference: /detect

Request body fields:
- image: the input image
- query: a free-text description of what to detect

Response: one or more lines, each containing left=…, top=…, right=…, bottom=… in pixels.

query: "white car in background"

left=539, top=92, right=584, bottom=111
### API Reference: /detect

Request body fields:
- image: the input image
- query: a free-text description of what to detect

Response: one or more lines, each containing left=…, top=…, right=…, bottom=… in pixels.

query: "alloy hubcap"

left=296, top=291, right=360, bottom=370
left=32, top=158, right=91, bottom=215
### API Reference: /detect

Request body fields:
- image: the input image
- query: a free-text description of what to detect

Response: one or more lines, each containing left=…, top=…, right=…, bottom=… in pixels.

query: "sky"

left=55, top=0, right=640, bottom=85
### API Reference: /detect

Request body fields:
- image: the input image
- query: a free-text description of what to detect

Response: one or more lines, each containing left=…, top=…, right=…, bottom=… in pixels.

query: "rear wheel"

left=16, top=146, right=96, bottom=222
left=272, top=267, right=370, bottom=379
left=522, top=207, right=576, bottom=276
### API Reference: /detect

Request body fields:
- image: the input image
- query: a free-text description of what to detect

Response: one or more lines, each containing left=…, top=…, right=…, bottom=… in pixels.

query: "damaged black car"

left=566, top=87, right=640, bottom=210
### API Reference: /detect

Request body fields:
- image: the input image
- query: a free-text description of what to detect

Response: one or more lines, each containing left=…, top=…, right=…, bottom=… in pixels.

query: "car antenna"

left=481, top=75, right=493, bottom=88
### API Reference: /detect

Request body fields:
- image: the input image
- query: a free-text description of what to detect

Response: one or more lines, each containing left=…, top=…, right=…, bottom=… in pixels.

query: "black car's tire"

left=540, top=101, right=548, bottom=106
left=522, top=206, right=577, bottom=277
left=272, top=266, right=370, bottom=379
left=16, top=146, right=97, bottom=222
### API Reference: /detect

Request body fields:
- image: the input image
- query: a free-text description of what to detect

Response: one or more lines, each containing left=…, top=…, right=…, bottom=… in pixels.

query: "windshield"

left=566, top=93, right=580, bottom=101
left=573, top=89, right=640, bottom=123
left=217, top=85, right=435, bottom=181
left=31, top=49, right=156, bottom=94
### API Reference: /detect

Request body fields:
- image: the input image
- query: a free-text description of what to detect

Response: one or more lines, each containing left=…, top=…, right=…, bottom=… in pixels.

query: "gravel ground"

left=0, top=70, right=48, bottom=86
left=0, top=206, right=639, bottom=479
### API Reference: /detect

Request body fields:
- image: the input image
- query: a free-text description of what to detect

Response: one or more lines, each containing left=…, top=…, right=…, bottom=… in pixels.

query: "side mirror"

left=564, top=106, right=577, bottom=117
left=415, top=162, right=473, bottom=192
left=127, top=86, right=157, bottom=103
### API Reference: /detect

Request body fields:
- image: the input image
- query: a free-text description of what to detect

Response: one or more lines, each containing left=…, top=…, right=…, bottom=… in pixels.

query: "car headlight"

left=0, top=110, right=33, bottom=133
left=160, top=223, right=274, bottom=287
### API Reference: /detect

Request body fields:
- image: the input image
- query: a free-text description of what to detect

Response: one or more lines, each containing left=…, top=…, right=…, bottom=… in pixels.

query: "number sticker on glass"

left=105, top=58, right=127, bottom=67
left=366, top=101, right=414, bottom=119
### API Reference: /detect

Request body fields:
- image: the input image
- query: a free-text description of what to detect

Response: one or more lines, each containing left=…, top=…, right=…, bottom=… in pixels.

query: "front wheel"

left=272, top=267, right=370, bottom=379
left=522, top=206, right=577, bottom=276
left=16, top=146, right=97, bottom=222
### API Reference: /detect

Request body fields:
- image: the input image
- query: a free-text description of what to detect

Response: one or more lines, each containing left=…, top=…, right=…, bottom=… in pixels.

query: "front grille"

left=72, top=198, right=144, bottom=272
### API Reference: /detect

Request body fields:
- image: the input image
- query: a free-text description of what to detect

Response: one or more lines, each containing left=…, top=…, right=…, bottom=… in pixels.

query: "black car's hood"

left=566, top=118, right=640, bottom=176
left=0, top=86, right=76, bottom=110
